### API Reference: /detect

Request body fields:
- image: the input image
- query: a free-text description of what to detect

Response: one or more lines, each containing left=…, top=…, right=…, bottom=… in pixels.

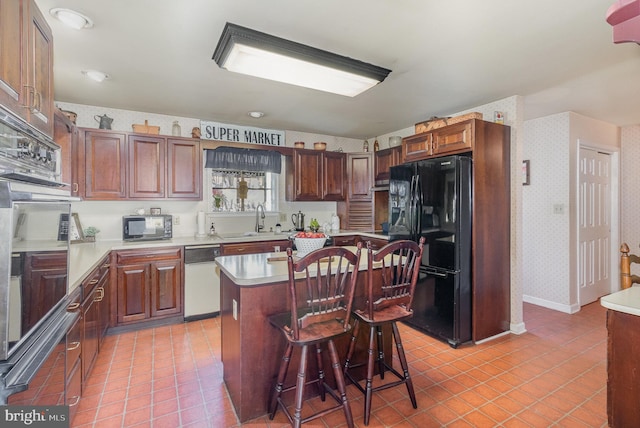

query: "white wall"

left=58, top=102, right=365, bottom=240
left=523, top=112, right=619, bottom=312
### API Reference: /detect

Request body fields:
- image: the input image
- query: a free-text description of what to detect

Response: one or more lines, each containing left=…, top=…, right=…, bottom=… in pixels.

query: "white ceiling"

left=36, top=0, right=640, bottom=139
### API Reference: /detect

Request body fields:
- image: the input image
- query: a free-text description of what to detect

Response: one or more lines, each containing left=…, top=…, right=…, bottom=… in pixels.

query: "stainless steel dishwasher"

left=184, top=244, right=221, bottom=320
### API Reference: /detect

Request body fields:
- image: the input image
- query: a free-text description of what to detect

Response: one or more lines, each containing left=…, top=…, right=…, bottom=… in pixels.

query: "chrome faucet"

left=255, top=203, right=266, bottom=232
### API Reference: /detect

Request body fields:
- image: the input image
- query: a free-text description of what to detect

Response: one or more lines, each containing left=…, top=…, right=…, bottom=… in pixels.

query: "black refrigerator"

left=388, top=154, right=472, bottom=348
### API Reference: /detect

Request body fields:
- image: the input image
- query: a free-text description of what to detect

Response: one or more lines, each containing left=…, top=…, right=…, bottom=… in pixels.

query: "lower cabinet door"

left=81, top=290, right=99, bottom=387
left=66, top=357, right=82, bottom=423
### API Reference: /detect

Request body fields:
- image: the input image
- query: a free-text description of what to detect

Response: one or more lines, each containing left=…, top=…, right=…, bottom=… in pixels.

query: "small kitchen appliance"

left=123, top=214, right=173, bottom=241
left=291, top=211, right=305, bottom=231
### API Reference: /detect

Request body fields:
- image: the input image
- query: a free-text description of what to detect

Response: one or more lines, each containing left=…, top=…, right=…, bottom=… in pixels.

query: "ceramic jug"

left=291, top=211, right=305, bottom=231
left=94, top=114, right=113, bottom=130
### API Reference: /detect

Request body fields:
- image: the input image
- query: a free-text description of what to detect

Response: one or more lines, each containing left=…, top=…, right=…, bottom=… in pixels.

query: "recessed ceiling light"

left=82, top=70, right=109, bottom=82
left=50, top=8, right=93, bottom=30
left=248, top=111, right=264, bottom=118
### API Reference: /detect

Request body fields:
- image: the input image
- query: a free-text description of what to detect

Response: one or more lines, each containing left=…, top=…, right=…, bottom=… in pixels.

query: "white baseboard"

left=523, top=295, right=581, bottom=314
left=510, top=322, right=527, bottom=335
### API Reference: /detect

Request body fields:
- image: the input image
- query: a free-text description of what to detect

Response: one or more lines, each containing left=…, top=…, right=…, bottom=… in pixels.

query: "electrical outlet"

left=553, top=204, right=564, bottom=215
left=279, top=213, right=286, bottom=222
left=174, top=215, right=180, bottom=225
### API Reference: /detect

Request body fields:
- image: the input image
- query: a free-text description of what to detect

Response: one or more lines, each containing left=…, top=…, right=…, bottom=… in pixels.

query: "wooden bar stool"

left=268, top=244, right=362, bottom=428
left=621, top=243, right=640, bottom=289
left=343, top=238, right=424, bottom=425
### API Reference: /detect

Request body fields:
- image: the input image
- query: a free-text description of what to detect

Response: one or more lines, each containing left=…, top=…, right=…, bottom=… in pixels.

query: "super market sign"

left=200, top=120, right=285, bottom=146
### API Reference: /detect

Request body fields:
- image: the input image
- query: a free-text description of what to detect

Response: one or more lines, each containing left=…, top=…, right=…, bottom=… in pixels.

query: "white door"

left=579, top=148, right=612, bottom=305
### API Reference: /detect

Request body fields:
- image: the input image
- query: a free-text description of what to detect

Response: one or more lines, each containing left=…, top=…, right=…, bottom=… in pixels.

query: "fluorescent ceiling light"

left=82, top=70, right=108, bottom=82
left=213, top=23, right=391, bottom=97
left=50, top=8, right=93, bottom=30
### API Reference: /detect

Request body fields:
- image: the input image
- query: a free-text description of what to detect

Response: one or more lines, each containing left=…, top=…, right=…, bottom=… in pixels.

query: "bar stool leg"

left=292, top=345, right=309, bottom=428
left=328, top=339, right=354, bottom=428
left=376, top=325, right=385, bottom=380
left=364, top=325, right=377, bottom=426
left=343, top=319, right=360, bottom=376
left=315, top=344, right=326, bottom=402
left=269, top=343, right=293, bottom=419
left=392, top=322, right=417, bottom=408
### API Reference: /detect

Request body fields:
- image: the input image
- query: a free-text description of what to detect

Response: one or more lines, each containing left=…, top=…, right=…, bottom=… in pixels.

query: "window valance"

left=204, top=147, right=281, bottom=173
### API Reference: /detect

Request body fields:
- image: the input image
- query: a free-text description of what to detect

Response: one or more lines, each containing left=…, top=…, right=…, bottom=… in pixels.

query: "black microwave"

left=123, top=215, right=172, bottom=241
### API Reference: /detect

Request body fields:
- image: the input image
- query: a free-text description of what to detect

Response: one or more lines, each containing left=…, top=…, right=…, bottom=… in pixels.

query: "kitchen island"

left=600, top=288, right=640, bottom=427
left=215, top=247, right=391, bottom=422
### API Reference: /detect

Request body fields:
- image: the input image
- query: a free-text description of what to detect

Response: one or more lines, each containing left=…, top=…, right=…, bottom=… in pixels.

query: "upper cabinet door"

left=0, top=0, right=27, bottom=120
left=291, top=150, right=323, bottom=201
left=128, top=135, right=166, bottom=199
left=432, top=121, right=473, bottom=155
left=346, top=152, right=373, bottom=201
left=322, top=151, right=346, bottom=201
left=0, top=0, right=54, bottom=138
left=25, top=0, right=54, bottom=137
left=166, top=138, right=201, bottom=199
left=83, top=131, right=127, bottom=200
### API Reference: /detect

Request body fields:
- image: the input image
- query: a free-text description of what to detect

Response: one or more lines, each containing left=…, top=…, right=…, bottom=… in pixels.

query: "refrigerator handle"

left=416, top=174, right=422, bottom=238
left=409, top=175, right=417, bottom=239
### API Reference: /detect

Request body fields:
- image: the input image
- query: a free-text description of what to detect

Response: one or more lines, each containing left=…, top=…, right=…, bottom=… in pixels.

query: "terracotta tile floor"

left=72, top=302, right=608, bottom=427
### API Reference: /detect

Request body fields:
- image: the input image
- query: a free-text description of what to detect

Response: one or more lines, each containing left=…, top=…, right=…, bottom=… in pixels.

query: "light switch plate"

left=233, top=299, right=238, bottom=320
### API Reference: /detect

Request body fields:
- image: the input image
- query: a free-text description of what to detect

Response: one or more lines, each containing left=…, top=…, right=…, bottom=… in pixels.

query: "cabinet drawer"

left=66, top=316, right=81, bottom=379
left=82, top=257, right=109, bottom=296
left=221, top=240, right=290, bottom=255
left=66, top=357, right=82, bottom=423
left=115, top=247, right=182, bottom=265
left=333, top=236, right=358, bottom=246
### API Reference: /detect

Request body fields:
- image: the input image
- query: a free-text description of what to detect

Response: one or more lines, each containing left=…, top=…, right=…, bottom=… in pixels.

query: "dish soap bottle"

left=331, top=213, right=340, bottom=232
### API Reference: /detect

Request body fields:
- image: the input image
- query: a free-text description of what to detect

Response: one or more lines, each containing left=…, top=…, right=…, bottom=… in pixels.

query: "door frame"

left=573, top=140, right=620, bottom=311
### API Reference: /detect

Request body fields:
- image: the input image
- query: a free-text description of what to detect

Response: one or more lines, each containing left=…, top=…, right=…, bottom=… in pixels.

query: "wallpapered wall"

left=522, top=112, right=620, bottom=313
left=621, top=125, right=640, bottom=268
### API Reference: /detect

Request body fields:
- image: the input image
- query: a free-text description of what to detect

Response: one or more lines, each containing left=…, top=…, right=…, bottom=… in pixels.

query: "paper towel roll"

left=197, top=211, right=206, bottom=236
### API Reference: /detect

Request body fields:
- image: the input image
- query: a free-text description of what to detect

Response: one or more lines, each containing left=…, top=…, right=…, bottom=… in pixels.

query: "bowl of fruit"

left=293, top=231, right=327, bottom=257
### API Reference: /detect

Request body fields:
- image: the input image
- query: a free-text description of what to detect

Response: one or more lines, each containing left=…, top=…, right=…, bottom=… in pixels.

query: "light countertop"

left=600, top=287, right=640, bottom=316
left=215, top=245, right=396, bottom=287
left=68, top=230, right=387, bottom=291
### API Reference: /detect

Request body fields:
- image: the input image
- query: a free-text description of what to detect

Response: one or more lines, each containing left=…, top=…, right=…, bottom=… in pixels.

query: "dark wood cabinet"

left=337, top=153, right=375, bottom=231
left=128, top=134, right=166, bottom=198
left=65, top=314, right=82, bottom=421
left=78, top=129, right=201, bottom=201
left=0, top=0, right=53, bottom=137
left=322, top=151, right=347, bottom=200
left=21, top=251, right=67, bottom=335
left=286, top=149, right=346, bottom=201
left=167, top=138, right=202, bottom=199
left=220, top=239, right=291, bottom=256
left=403, top=119, right=475, bottom=163
left=114, top=247, right=183, bottom=326
left=53, top=109, right=79, bottom=195
left=374, top=146, right=401, bottom=183
left=80, top=255, right=110, bottom=390
left=81, top=130, right=127, bottom=200
left=606, top=309, right=640, bottom=427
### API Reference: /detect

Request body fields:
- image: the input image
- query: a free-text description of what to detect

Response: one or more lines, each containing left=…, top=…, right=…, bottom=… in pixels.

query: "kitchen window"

left=207, top=169, right=277, bottom=212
